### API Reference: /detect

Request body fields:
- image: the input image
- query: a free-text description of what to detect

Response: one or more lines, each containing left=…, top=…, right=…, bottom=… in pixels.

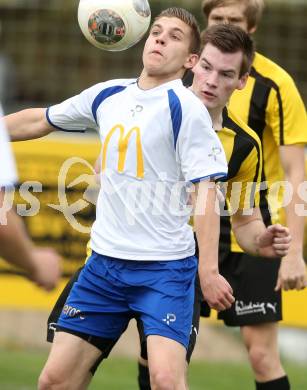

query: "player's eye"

left=230, top=18, right=243, bottom=24
left=212, top=16, right=223, bottom=22
left=172, top=34, right=181, bottom=41
left=202, top=64, right=211, bottom=71
left=151, top=29, right=160, bottom=36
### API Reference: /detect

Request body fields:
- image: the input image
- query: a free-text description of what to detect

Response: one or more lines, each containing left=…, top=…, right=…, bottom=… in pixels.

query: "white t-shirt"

left=48, top=78, right=227, bottom=260
left=0, top=105, right=18, bottom=187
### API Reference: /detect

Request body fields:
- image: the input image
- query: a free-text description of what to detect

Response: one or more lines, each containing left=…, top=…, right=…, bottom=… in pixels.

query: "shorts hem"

left=57, top=320, right=121, bottom=340
left=221, top=316, right=282, bottom=327
left=56, top=325, right=119, bottom=359
left=144, top=328, right=188, bottom=350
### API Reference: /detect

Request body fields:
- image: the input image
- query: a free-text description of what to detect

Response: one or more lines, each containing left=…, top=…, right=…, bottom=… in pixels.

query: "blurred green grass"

left=0, top=347, right=306, bottom=390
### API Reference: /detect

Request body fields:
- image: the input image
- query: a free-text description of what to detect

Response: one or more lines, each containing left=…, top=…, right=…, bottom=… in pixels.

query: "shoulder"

left=225, top=109, right=261, bottom=152
left=171, top=82, right=199, bottom=103
left=78, top=79, right=137, bottom=113
left=99, top=78, right=137, bottom=87
left=173, top=84, right=212, bottom=120
left=84, top=78, right=137, bottom=95
left=251, top=52, right=297, bottom=89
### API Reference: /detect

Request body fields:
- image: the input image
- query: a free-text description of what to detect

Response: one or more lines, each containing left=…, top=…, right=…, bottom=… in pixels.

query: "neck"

left=138, top=69, right=183, bottom=90
left=208, top=107, right=223, bottom=130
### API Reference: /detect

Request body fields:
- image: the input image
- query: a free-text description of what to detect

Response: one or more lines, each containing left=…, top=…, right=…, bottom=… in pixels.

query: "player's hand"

left=199, top=268, right=234, bottom=311
left=257, top=224, right=291, bottom=258
left=29, top=247, right=61, bottom=291
left=275, top=253, right=307, bottom=291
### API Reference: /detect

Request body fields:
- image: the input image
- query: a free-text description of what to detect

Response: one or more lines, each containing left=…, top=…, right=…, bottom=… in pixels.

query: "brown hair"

left=201, top=24, right=255, bottom=76
left=201, top=0, right=265, bottom=30
left=155, top=7, right=201, bottom=54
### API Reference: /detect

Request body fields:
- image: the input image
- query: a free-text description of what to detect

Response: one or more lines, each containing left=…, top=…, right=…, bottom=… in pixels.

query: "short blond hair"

left=201, top=0, right=265, bottom=30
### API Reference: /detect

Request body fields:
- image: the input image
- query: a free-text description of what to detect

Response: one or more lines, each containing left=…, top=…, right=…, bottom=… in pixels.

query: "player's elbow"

left=11, top=108, right=54, bottom=141
left=29, top=108, right=54, bottom=140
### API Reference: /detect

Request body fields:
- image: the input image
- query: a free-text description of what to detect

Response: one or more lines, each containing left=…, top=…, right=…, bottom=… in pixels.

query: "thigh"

left=41, top=331, right=102, bottom=388
left=240, top=322, right=279, bottom=353
left=241, top=322, right=278, bottom=347
left=147, top=335, right=186, bottom=386
left=218, top=252, right=282, bottom=326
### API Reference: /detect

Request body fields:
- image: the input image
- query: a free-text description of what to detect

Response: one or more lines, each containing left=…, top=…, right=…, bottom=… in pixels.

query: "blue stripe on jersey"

left=190, top=172, right=228, bottom=183
left=46, top=107, right=85, bottom=133
left=168, top=89, right=182, bottom=149
left=92, top=85, right=127, bottom=124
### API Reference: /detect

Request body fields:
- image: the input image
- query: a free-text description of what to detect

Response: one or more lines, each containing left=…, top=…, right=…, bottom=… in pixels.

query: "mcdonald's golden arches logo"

left=102, top=124, right=144, bottom=179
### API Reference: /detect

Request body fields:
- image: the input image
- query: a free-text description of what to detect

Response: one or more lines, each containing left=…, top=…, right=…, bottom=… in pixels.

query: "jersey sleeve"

left=268, top=74, right=307, bottom=146
left=177, top=102, right=228, bottom=183
left=0, top=107, right=18, bottom=186
left=46, top=84, right=104, bottom=132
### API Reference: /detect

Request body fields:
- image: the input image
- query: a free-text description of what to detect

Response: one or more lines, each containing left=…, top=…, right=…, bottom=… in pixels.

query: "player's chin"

left=145, top=67, right=163, bottom=78
left=144, top=58, right=164, bottom=70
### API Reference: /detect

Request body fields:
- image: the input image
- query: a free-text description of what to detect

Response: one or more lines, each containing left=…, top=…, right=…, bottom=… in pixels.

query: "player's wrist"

left=285, top=245, right=303, bottom=257
left=198, top=262, right=219, bottom=275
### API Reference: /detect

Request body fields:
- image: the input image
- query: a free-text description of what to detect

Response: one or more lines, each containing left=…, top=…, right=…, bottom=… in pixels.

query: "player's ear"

left=248, top=25, right=257, bottom=34
left=184, top=53, right=199, bottom=70
left=237, top=73, right=249, bottom=90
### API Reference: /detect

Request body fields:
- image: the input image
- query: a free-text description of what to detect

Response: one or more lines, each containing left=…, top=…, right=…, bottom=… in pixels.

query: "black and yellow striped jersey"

left=218, top=108, right=262, bottom=252
left=229, top=52, right=307, bottom=228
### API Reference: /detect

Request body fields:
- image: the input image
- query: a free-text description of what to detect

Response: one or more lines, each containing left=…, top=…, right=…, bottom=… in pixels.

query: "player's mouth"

left=202, top=90, right=216, bottom=99
left=150, top=50, right=163, bottom=57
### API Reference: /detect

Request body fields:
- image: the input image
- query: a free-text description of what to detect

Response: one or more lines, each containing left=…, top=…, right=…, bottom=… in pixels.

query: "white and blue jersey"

left=47, top=78, right=227, bottom=260
left=0, top=105, right=17, bottom=187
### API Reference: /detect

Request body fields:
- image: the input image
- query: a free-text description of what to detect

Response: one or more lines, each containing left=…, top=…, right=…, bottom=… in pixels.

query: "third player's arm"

left=232, top=207, right=290, bottom=258
left=0, top=191, right=60, bottom=290
left=277, top=144, right=307, bottom=290
left=4, top=108, right=54, bottom=141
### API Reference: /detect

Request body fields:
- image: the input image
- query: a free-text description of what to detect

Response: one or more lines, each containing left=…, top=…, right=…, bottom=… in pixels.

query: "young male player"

left=199, top=1, right=307, bottom=389
left=0, top=105, right=60, bottom=291
left=46, top=24, right=291, bottom=390
left=5, top=8, right=232, bottom=390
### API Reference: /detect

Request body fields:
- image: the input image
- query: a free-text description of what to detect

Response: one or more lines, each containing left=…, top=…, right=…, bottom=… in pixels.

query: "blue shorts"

left=57, top=251, right=197, bottom=349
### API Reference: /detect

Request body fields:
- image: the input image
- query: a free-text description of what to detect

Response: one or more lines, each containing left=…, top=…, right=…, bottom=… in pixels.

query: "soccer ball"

left=78, top=0, right=151, bottom=51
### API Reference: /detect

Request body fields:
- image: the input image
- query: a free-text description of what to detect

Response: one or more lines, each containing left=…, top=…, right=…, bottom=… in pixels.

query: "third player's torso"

left=229, top=52, right=307, bottom=226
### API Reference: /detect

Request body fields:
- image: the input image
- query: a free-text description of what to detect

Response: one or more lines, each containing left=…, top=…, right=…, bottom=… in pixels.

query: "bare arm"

left=4, top=108, right=54, bottom=141
left=192, top=181, right=234, bottom=311
left=277, top=144, right=307, bottom=290
left=0, top=191, right=60, bottom=290
left=232, top=207, right=290, bottom=258
left=0, top=192, right=36, bottom=270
